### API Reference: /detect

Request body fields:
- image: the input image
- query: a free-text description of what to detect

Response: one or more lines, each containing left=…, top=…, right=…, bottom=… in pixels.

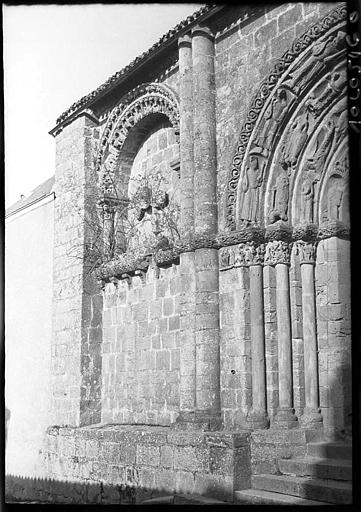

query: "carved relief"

left=226, top=5, right=347, bottom=230
left=235, top=243, right=248, bottom=267
left=281, top=108, right=310, bottom=171
left=264, top=240, right=291, bottom=266
left=96, top=83, right=180, bottom=198
left=244, top=242, right=265, bottom=266
left=305, top=69, right=346, bottom=118
left=284, top=31, right=346, bottom=97
left=99, top=151, right=120, bottom=197
left=321, top=155, right=349, bottom=224
left=294, top=241, right=317, bottom=264
left=255, top=89, right=290, bottom=153
left=300, top=173, right=316, bottom=223
left=133, top=184, right=171, bottom=250
left=219, top=242, right=265, bottom=270
left=238, top=154, right=265, bottom=225
left=219, top=246, right=235, bottom=270
left=269, top=164, right=290, bottom=224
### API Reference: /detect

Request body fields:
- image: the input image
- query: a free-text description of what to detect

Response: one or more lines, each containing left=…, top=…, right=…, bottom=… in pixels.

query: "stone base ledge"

left=41, top=424, right=252, bottom=503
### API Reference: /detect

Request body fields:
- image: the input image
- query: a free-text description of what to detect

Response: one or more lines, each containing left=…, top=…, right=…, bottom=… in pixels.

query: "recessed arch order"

left=225, top=4, right=348, bottom=231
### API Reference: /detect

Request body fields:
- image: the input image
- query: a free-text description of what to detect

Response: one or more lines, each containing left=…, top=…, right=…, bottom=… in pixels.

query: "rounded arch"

left=225, top=4, right=347, bottom=230
left=97, top=82, right=180, bottom=199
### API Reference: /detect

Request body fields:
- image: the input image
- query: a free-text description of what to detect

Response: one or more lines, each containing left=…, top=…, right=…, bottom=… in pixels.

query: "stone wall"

left=101, top=264, right=182, bottom=425
left=15, top=2, right=351, bottom=504
left=316, top=237, right=352, bottom=431
left=5, top=196, right=54, bottom=476
left=40, top=426, right=250, bottom=502
left=52, top=114, right=102, bottom=428
left=219, top=256, right=251, bottom=429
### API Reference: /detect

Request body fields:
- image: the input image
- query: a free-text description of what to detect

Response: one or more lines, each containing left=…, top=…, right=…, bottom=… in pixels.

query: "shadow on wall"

left=5, top=475, right=229, bottom=505
left=327, top=365, right=352, bottom=440
left=5, top=474, right=165, bottom=504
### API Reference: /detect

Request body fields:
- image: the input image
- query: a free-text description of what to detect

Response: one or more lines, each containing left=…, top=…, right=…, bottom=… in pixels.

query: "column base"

left=246, top=409, right=270, bottom=430
left=172, top=410, right=222, bottom=431
left=300, top=407, right=323, bottom=428
left=273, top=408, right=298, bottom=429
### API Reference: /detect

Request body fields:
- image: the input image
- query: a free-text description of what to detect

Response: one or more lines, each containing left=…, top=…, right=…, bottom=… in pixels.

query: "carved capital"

left=294, top=241, right=317, bottom=264
left=236, top=242, right=265, bottom=267
left=219, top=246, right=235, bottom=270
left=264, top=240, right=291, bottom=266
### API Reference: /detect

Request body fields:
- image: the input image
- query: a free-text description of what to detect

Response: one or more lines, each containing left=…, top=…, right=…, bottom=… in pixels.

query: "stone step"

left=279, top=457, right=352, bottom=481
left=307, top=442, right=352, bottom=460
left=252, top=474, right=352, bottom=504
left=235, top=489, right=329, bottom=506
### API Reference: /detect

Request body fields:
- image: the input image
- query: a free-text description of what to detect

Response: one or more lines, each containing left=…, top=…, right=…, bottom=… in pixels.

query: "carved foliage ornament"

left=226, top=4, right=347, bottom=229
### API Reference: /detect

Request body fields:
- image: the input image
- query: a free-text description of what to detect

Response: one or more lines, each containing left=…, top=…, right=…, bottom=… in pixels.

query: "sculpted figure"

left=313, top=30, right=346, bottom=65
left=284, top=31, right=346, bottom=95
left=220, top=247, right=234, bottom=269
left=256, top=89, right=288, bottom=150
left=301, top=174, right=315, bottom=223
left=327, top=179, right=344, bottom=221
left=239, top=155, right=264, bottom=224
left=282, top=111, right=309, bottom=169
left=269, top=164, right=289, bottom=223
left=235, top=243, right=247, bottom=266
left=307, top=117, right=336, bottom=178
left=306, top=71, right=345, bottom=117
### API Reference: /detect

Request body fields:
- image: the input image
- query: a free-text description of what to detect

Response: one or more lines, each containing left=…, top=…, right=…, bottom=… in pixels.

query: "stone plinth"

left=40, top=425, right=251, bottom=503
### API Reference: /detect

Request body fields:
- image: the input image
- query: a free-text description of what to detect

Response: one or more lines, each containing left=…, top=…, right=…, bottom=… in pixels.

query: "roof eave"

left=49, top=4, right=225, bottom=137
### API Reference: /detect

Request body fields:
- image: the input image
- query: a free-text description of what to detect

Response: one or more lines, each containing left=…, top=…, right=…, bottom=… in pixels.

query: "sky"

left=3, top=3, right=202, bottom=207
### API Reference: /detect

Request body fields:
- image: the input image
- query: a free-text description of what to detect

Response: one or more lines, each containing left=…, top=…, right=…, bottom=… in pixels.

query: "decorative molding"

left=292, top=223, right=318, bottom=243
left=294, top=240, right=317, bottom=265
left=265, top=220, right=293, bottom=243
left=264, top=240, right=291, bottom=266
left=317, top=220, right=350, bottom=240
left=225, top=4, right=347, bottom=230
left=220, top=241, right=265, bottom=270
left=96, top=83, right=180, bottom=199
left=95, top=221, right=350, bottom=282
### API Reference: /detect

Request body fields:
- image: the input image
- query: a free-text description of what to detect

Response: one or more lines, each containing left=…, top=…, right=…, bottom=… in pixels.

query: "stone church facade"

left=6, top=3, right=353, bottom=505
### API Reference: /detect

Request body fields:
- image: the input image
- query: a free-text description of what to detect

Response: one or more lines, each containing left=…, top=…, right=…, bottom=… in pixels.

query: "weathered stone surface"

left=7, top=2, right=352, bottom=506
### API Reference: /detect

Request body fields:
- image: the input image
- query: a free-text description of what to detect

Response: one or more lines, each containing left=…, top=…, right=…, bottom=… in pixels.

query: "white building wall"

left=5, top=194, right=55, bottom=476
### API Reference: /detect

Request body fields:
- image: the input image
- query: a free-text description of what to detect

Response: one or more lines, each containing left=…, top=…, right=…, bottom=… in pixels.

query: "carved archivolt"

left=226, top=4, right=347, bottom=230
left=96, top=83, right=180, bottom=198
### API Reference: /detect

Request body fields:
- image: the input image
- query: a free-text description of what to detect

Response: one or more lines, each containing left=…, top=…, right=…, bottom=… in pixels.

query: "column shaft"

left=192, top=26, right=220, bottom=429
left=174, top=35, right=197, bottom=428
left=296, top=241, right=322, bottom=426
left=178, top=35, right=194, bottom=237
left=248, top=265, right=269, bottom=428
left=192, top=26, right=217, bottom=236
left=195, top=248, right=221, bottom=422
left=301, top=262, right=322, bottom=423
left=275, top=263, right=298, bottom=427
